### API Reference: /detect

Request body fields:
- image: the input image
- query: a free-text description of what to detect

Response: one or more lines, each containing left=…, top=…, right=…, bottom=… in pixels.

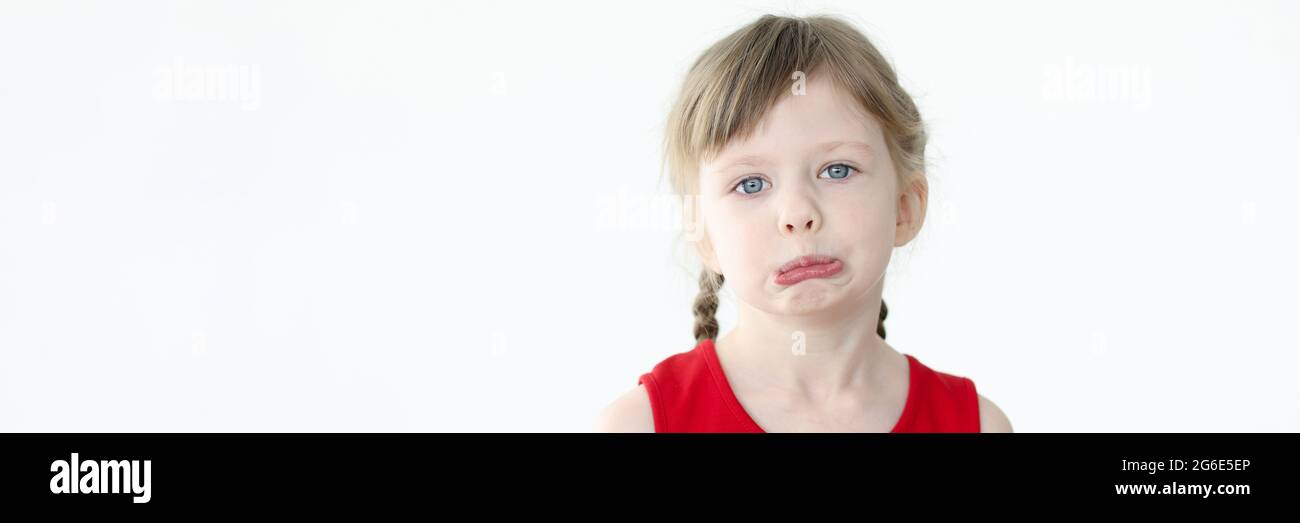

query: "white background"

left=1, top=0, right=1297, bottom=431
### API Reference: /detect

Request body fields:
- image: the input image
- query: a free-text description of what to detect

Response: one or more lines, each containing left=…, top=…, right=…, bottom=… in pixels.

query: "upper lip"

left=775, top=254, right=840, bottom=276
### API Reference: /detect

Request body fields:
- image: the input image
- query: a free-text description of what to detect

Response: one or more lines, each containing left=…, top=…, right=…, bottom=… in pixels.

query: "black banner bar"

left=1, top=434, right=1293, bottom=513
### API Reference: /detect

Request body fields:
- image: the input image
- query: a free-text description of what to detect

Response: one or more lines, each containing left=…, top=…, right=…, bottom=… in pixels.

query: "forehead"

left=707, top=73, right=882, bottom=167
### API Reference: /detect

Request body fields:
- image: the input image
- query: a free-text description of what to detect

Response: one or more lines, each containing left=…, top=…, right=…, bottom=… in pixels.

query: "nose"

left=780, top=209, right=821, bottom=237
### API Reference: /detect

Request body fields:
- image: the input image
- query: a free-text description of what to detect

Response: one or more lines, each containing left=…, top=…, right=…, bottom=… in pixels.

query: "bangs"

left=685, top=18, right=829, bottom=163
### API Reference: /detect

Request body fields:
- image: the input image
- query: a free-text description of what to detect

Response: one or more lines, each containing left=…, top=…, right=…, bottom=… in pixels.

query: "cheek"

left=830, top=187, right=895, bottom=242
left=827, top=190, right=897, bottom=280
left=701, top=203, right=770, bottom=276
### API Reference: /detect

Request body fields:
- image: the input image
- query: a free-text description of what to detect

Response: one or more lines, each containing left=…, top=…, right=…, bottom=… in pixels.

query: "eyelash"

left=731, top=163, right=860, bottom=197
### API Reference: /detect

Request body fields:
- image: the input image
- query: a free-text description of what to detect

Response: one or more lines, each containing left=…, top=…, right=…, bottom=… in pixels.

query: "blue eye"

left=733, top=176, right=770, bottom=195
left=819, top=163, right=856, bottom=180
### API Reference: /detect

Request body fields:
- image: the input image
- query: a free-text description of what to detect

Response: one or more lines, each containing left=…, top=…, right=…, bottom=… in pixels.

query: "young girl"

left=596, top=14, right=1012, bottom=432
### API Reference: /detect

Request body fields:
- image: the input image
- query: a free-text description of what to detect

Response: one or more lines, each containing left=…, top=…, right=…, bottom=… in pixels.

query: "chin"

left=774, top=283, right=845, bottom=315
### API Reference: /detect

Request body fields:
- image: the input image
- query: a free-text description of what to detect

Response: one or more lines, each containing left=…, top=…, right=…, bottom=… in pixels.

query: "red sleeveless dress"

left=637, top=338, right=981, bottom=432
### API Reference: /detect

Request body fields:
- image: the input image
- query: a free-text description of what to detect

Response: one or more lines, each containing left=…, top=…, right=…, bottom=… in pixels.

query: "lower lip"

left=775, top=260, right=844, bottom=286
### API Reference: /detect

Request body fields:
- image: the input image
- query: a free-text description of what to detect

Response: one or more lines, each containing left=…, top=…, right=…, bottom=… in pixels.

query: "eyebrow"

left=711, top=140, right=873, bottom=173
left=816, top=140, right=874, bottom=157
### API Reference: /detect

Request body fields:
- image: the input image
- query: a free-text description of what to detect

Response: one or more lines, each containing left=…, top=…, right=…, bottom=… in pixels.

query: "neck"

left=717, top=286, right=889, bottom=402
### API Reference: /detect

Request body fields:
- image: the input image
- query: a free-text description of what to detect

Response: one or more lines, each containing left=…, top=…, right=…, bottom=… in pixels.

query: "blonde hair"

left=663, top=14, right=927, bottom=343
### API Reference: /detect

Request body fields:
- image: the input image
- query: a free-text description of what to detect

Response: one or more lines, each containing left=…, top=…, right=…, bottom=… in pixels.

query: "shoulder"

left=592, top=384, right=655, bottom=433
left=977, top=393, right=1013, bottom=433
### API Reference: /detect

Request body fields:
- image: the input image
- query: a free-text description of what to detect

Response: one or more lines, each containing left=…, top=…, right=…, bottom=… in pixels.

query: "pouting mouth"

left=775, top=254, right=840, bottom=275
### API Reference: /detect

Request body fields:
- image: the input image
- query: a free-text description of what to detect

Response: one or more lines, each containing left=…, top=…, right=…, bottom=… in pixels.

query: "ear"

left=894, top=171, right=928, bottom=247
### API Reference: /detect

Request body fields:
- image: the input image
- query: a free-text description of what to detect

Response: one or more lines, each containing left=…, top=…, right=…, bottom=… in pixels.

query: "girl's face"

left=694, top=73, right=925, bottom=318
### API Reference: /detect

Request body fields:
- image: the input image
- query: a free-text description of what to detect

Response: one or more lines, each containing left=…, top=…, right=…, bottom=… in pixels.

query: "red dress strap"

left=638, top=339, right=759, bottom=432
left=900, top=353, right=982, bottom=432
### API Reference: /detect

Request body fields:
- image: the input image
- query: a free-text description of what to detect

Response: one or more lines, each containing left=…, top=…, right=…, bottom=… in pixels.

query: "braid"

left=693, top=269, right=724, bottom=343
left=877, top=299, right=888, bottom=339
